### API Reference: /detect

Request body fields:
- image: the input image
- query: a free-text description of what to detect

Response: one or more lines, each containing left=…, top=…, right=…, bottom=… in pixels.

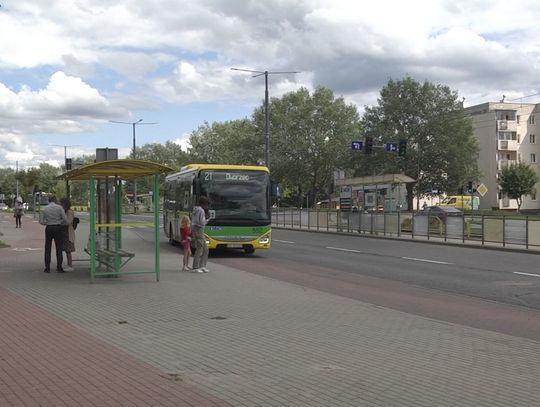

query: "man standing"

left=191, top=195, right=210, bottom=273
left=39, top=195, right=67, bottom=273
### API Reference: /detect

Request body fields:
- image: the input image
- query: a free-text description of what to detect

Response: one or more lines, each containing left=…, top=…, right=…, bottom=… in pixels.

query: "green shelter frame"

left=60, top=159, right=174, bottom=282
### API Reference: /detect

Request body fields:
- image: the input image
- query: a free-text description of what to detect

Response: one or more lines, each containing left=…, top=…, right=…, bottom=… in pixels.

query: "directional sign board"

left=351, top=140, right=363, bottom=151
left=340, top=186, right=352, bottom=210
left=385, top=142, right=398, bottom=152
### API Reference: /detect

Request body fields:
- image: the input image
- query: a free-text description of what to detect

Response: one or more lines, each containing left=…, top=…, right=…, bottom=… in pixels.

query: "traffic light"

left=398, top=139, right=407, bottom=156
left=364, top=137, right=373, bottom=154
left=65, top=158, right=72, bottom=170
left=467, top=181, right=476, bottom=193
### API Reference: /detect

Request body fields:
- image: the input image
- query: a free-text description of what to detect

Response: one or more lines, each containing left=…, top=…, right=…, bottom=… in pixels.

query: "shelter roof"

left=59, top=159, right=175, bottom=181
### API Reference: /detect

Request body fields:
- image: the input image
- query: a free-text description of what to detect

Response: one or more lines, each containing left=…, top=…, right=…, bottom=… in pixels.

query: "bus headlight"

left=258, top=234, right=271, bottom=245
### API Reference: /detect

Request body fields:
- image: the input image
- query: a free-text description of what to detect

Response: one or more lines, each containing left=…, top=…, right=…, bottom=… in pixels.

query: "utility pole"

left=110, top=119, right=158, bottom=212
left=231, top=68, right=299, bottom=168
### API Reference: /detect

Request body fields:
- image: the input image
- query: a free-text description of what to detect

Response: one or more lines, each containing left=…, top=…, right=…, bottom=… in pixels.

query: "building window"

left=531, top=153, right=536, bottom=163
left=530, top=115, right=536, bottom=124
left=517, top=115, right=520, bottom=124
left=531, top=189, right=537, bottom=201
left=531, top=134, right=536, bottom=144
left=497, top=132, right=517, bottom=140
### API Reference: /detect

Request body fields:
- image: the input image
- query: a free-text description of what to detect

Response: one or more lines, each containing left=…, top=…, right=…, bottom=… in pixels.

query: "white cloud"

left=2, top=0, right=540, bottom=168
left=0, top=71, right=127, bottom=134
left=173, top=136, right=191, bottom=152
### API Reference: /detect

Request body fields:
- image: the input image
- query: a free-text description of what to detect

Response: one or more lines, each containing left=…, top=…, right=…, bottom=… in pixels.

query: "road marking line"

left=402, top=257, right=452, bottom=265
left=513, top=271, right=540, bottom=278
left=274, top=239, right=296, bottom=244
left=326, top=246, right=362, bottom=253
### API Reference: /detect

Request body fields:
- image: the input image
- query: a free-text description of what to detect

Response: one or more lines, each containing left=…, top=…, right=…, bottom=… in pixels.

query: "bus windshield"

left=199, top=170, right=270, bottom=224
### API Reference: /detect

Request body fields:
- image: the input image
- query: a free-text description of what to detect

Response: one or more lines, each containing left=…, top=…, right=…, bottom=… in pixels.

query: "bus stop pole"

left=89, top=176, right=96, bottom=282
left=153, top=174, right=160, bottom=281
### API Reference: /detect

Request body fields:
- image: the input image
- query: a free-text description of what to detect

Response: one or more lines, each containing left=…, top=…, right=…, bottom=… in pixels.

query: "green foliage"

left=254, top=87, right=360, bottom=206
left=0, top=168, right=17, bottom=201
left=0, top=164, right=62, bottom=204
left=188, top=119, right=260, bottom=165
left=360, top=77, right=480, bottom=208
left=499, top=162, right=539, bottom=212
left=133, top=141, right=188, bottom=170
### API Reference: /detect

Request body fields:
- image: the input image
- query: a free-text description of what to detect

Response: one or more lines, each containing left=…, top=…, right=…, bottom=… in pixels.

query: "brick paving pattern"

left=1, top=213, right=540, bottom=406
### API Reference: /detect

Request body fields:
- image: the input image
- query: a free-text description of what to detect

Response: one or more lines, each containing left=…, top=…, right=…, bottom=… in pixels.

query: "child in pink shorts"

left=180, top=215, right=192, bottom=271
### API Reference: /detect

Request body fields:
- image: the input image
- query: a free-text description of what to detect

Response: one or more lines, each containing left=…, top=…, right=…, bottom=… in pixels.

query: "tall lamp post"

left=110, top=119, right=158, bottom=212
left=231, top=68, right=299, bottom=168
left=50, top=144, right=80, bottom=198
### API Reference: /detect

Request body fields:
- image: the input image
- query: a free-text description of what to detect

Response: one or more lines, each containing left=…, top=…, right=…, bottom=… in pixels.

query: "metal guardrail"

left=271, top=208, right=540, bottom=250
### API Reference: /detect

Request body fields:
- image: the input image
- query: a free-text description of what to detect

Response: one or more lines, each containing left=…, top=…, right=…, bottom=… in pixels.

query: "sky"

left=1, top=0, right=540, bottom=170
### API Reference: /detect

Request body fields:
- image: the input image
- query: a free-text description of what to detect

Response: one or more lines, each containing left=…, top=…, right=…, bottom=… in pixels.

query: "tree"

left=133, top=141, right=188, bottom=170
left=131, top=141, right=190, bottom=196
left=188, top=119, right=260, bottom=165
left=361, top=77, right=480, bottom=209
left=498, top=162, right=538, bottom=212
left=0, top=168, right=17, bottom=204
left=254, top=87, right=360, bottom=207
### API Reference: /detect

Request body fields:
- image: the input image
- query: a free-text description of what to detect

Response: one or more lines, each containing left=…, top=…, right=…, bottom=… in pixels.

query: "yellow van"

left=441, top=195, right=479, bottom=210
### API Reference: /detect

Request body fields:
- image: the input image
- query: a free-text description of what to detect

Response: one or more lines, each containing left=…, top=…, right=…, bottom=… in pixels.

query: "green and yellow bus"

left=163, top=163, right=272, bottom=254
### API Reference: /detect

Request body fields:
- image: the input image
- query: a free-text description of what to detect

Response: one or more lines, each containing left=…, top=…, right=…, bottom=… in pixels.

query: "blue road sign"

left=385, top=142, right=398, bottom=152
left=351, top=140, right=363, bottom=150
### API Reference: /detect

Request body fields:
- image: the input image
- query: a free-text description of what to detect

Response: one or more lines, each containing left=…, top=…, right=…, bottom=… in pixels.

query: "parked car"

left=0, top=203, right=8, bottom=210
left=417, top=205, right=463, bottom=219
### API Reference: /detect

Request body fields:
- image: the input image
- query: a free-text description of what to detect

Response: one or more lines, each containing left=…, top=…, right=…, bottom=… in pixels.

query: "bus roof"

left=178, top=163, right=270, bottom=173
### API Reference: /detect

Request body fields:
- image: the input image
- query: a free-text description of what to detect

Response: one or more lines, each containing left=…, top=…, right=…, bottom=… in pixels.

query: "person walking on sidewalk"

left=39, top=195, right=67, bottom=273
left=180, top=215, right=192, bottom=271
left=191, top=195, right=210, bottom=273
left=14, top=201, right=24, bottom=228
left=60, top=197, right=76, bottom=272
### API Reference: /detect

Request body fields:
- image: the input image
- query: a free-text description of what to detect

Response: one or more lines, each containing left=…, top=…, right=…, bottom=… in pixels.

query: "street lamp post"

left=231, top=68, right=299, bottom=168
left=110, top=119, right=158, bottom=212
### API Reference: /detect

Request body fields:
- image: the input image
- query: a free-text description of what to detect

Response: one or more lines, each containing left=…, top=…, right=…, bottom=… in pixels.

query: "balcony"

left=498, top=140, right=519, bottom=151
left=497, top=120, right=517, bottom=132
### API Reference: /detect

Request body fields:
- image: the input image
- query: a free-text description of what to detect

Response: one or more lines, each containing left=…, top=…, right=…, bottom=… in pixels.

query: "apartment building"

left=465, top=101, right=539, bottom=210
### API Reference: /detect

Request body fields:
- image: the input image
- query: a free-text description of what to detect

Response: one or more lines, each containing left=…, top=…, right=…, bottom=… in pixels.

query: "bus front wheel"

left=244, top=247, right=255, bottom=255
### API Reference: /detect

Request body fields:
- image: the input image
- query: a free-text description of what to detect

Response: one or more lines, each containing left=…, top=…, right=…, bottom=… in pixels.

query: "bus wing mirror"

left=271, top=181, right=279, bottom=197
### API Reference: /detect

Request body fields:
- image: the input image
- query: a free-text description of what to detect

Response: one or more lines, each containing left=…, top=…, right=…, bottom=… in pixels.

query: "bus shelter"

left=60, top=159, right=174, bottom=282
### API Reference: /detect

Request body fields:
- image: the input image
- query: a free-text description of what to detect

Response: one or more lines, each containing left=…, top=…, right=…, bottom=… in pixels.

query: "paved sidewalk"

left=1, top=213, right=540, bottom=406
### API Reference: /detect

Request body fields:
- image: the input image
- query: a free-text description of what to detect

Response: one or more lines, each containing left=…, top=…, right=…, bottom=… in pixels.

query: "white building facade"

left=466, top=102, right=539, bottom=210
